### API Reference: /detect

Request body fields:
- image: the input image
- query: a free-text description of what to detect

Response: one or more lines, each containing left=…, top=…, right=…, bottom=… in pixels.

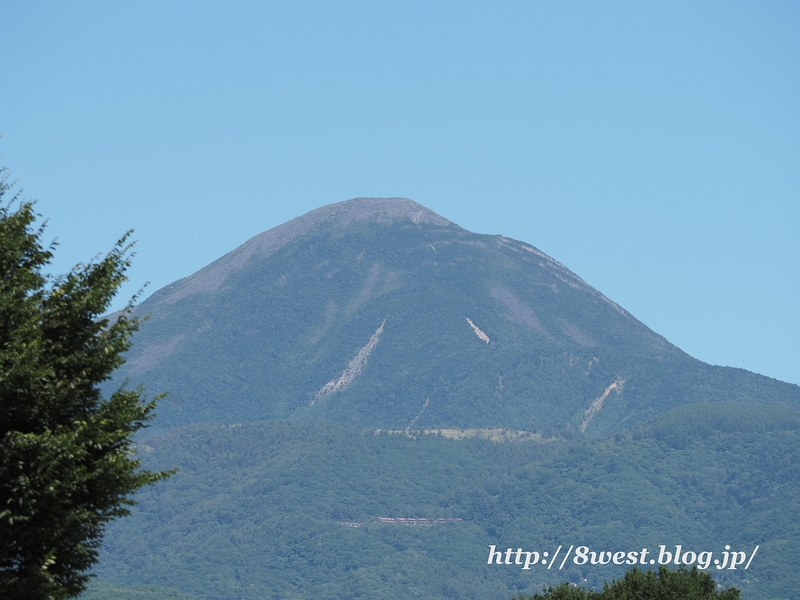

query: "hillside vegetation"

left=90, top=403, right=798, bottom=599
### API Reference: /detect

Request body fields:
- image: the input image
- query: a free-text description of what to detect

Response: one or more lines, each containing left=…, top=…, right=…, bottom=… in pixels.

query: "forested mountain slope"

left=110, top=198, right=800, bottom=436
left=88, top=198, right=800, bottom=599
left=91, top=403, right=800, bottom=599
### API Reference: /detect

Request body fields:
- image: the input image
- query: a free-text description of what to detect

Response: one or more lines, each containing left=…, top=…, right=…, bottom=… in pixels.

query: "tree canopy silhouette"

left=513, top=566, right=741, bottom=600
left=0, top=168, right=170, bottom=598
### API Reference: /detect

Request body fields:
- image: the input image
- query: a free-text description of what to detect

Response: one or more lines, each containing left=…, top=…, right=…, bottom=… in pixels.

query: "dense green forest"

left=512, top=566, right=741, bottom=599
left=85, top=402, right=798, bottom=599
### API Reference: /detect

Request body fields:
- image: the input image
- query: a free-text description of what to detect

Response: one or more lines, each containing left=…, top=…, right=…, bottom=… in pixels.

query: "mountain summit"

left=150, top=198, right=454, bottom=306
left=117, top=198, right=800, bottom=435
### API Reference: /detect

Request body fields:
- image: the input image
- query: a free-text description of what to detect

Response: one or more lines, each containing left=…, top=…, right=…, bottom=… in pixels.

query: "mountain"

left=87, top=198, right=800, bottom=599
left=91, top=405, right=800, bottom=599
left=112, top=197, right=800, bottom=436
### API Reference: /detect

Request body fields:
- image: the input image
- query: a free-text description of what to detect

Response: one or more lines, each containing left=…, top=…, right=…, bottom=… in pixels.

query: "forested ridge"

left=85, top=402, right=799, bottom=599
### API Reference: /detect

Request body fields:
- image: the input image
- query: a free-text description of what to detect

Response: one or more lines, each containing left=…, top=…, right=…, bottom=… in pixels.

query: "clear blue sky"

left=1, top=1, right=798, bottom=385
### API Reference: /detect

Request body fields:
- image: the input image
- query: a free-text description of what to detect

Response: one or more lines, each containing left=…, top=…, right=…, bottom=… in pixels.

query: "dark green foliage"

left=642, top=402, right=800, bottom=449
left=0, top=173, right=170, bottom=599
left=514, top=566, right=740, bottom=599
left=91, top=407, right=795, bottom=598
left=514, top=582, right=594, bottom=600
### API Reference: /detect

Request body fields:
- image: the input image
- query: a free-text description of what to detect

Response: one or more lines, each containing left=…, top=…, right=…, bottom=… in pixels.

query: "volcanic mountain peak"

left=297, top=197, right=454, bottom=228
left=152, top=197, right=454, bottom=305
left=114, top=195, right=800, bottom=438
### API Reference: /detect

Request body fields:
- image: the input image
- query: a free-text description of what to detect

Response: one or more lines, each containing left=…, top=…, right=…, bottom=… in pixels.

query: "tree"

left=513, top=582, right=590, bottom=600
left=0, top=168, right=171, bottom=599
left=513, top=566, right=741, bottom=600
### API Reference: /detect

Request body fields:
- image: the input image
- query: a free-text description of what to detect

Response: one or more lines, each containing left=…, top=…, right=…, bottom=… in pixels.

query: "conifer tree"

left=0, top=168, right=170, bottom=598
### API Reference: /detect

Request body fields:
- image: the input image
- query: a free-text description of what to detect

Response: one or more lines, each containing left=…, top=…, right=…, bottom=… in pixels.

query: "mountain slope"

left=88, top=198, right=800, bottom=599
left=112, top=197, right=800, bottom=436
left=92, top=403, right=800, bottom=599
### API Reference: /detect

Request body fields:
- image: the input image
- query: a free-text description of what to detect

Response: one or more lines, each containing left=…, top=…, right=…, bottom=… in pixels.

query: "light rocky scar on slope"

left=580, top=377, right=625, bottom=433
left=313, top=319, right=387, bottom=404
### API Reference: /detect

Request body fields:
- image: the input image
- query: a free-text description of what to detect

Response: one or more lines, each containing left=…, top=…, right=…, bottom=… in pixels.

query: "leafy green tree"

left=514, top=566, right=741, bottom=600
left=0, top=169, right=171, bottom=599
left=596, top=566, right=741, bottom=599
left=513, top=582, right=590, bottom=600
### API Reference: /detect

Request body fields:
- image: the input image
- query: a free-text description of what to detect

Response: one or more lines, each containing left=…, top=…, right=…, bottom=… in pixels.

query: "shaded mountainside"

left=111, top=197, right=800, bottom=436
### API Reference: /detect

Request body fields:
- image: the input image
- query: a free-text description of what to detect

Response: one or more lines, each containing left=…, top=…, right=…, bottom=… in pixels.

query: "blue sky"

left=1, top=1, right=798, bottom=385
